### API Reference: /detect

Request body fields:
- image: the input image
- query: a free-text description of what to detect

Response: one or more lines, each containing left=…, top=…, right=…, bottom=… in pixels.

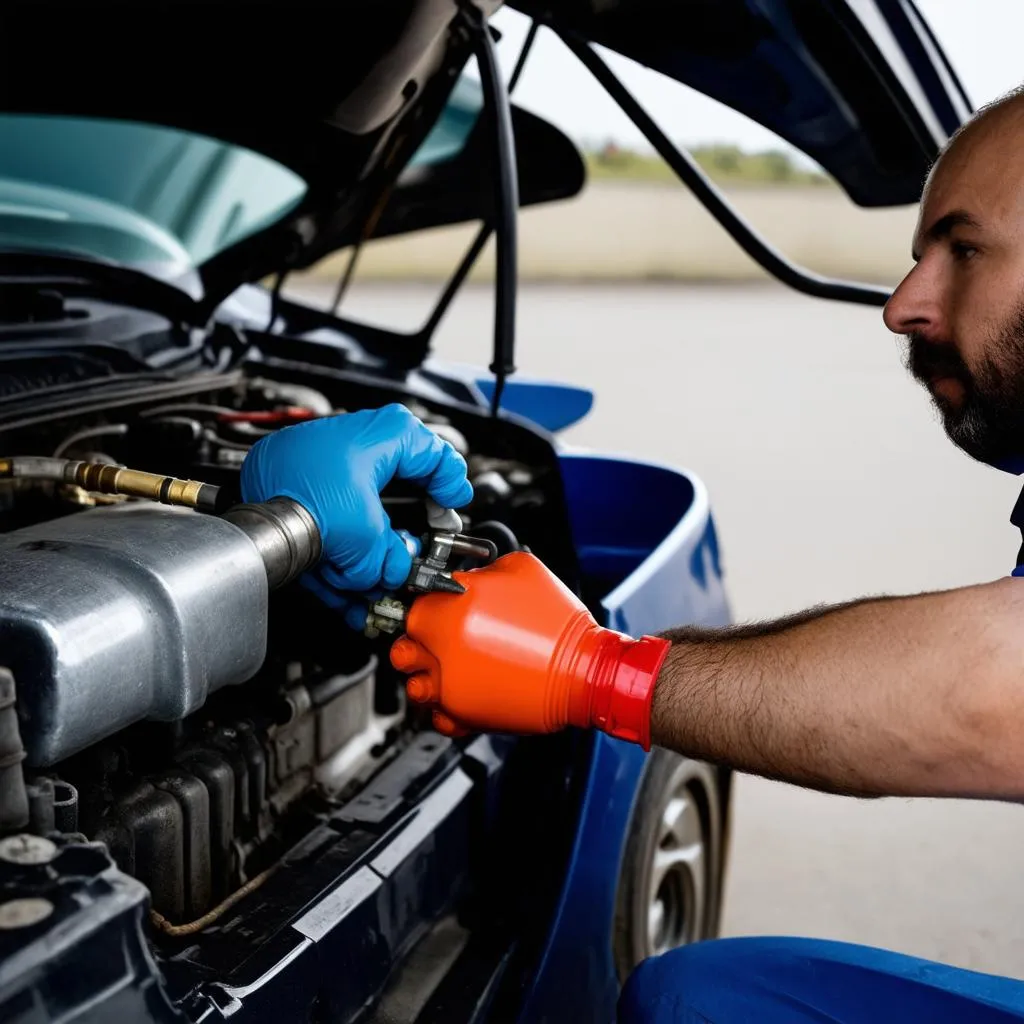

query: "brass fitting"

left=0, top=457, right=220, bottom=512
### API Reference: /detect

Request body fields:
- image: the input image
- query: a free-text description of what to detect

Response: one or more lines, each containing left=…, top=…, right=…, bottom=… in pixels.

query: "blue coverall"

left=246, top=410, right=1024, bottom=1023
left=618, top=936, right=1024, bottom=1022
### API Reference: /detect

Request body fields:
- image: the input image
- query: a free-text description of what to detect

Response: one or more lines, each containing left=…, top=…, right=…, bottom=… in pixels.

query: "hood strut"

left=560, top=33, right=891, bottom=309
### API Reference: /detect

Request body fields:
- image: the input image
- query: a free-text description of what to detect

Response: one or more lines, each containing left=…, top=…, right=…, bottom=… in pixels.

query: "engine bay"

left=0, top=355, right=579, bottom=958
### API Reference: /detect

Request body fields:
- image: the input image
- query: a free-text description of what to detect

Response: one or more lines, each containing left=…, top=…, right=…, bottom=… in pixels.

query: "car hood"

left=0, top=0, right=518, bottom=314
left=0, top=0, right=969, bottom=311
left=520, top=0, right=971, bottom=208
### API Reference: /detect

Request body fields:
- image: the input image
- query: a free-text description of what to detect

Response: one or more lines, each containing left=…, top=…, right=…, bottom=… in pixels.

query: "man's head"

left=883, top=85, right=1024, bottom=468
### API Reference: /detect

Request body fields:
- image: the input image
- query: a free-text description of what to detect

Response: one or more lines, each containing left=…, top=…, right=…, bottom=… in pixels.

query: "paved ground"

left=292, top=278, right=1024, bottom=977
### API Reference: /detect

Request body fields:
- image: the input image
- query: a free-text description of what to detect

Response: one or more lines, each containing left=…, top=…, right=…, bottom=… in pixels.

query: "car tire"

left=612, top=748, right=726, bottom=981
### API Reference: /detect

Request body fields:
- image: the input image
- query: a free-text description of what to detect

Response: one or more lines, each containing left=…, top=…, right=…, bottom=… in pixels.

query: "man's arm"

left=389, top=551, right=1024, bottom=801
left=651, top=579, right=1024, bottom=799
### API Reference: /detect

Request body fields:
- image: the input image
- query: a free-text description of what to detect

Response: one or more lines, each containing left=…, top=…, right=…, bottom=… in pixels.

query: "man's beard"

left=904, top=303, right=1024, bottom=467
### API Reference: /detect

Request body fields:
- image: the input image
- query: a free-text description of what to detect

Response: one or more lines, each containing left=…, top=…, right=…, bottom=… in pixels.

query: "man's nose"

left=883, top=262, right=944, bottom=337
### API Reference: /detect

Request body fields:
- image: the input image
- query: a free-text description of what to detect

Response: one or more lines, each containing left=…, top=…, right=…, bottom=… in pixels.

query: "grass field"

left=583, top=145, right=835, bottom=189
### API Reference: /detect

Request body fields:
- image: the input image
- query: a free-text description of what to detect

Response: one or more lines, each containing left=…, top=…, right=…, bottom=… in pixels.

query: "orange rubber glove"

left=388, top=551, right=670, bottom=749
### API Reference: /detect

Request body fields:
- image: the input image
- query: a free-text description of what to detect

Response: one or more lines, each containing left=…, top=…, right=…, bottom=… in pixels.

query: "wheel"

left=612, top=748, right=727, bottom=981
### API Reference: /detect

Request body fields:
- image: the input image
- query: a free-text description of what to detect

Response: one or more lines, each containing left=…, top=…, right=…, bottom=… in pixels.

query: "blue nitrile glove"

left=301, top=574, right=377, bottom=631
left=300, top=531, right=419, bottom=631
left=240, top=404, right=472, bottom=596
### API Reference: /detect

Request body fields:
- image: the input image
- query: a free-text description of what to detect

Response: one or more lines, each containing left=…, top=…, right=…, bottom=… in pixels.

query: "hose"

left=52, top=424, right=128, bottom=458
left=137, top=403, right=240, bottom=420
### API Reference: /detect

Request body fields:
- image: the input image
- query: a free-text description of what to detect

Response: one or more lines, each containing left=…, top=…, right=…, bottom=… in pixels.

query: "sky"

left=477, top=0, right=1024, bottom=159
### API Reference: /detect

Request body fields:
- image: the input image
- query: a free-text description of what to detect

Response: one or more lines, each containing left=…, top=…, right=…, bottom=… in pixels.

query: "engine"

left=0, top=370, right=560, bottom=934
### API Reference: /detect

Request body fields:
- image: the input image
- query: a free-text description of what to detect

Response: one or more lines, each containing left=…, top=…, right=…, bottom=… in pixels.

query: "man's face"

left=883, top=101, right=1024, bottom=467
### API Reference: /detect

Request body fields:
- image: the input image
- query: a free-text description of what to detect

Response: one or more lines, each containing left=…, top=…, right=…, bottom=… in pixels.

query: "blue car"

left=0, top=2, right=969, bottom=1021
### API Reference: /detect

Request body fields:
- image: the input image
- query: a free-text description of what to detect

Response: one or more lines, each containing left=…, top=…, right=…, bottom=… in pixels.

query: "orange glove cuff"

left=584, top=632, right=670, bottom=751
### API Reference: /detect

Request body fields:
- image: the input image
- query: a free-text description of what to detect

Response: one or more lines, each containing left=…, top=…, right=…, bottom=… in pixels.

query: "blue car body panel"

left=472, top=378, right=594, bottom=433
left=516, top=451, right=733, bottom=1023
left=417, top=356, right=595, bottom=434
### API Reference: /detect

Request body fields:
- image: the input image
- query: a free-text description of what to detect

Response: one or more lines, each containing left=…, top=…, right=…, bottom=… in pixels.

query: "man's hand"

left=390, top=551, right=670, bottom=746
left=240, top=404, right=472, bottom=598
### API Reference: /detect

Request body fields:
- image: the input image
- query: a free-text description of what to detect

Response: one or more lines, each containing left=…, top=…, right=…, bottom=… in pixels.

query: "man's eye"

left=952, top=241, right=978, bottom=261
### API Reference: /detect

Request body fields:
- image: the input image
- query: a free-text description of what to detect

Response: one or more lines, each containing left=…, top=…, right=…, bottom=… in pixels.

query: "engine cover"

left=0, top=502, right=269, bottom=766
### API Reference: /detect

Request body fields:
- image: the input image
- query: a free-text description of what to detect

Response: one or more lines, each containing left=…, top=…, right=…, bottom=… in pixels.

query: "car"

left=0, top=2, right=969, bottom=1022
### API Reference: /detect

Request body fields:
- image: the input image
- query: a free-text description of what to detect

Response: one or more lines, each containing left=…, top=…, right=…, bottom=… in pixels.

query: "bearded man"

left=360, top=84, right=1024, bottom=1022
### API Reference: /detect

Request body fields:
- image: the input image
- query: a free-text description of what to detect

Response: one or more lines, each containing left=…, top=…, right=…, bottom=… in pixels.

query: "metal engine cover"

left=0, top=502, right=269, bottom=766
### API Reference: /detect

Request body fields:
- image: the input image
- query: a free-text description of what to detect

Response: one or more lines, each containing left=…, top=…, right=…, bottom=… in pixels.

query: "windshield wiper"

left=0, top=249, right=207, bottom=327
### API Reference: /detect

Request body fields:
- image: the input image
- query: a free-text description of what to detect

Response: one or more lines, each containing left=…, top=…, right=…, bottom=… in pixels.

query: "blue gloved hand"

left=240, top=404, right=472, bottom=595
left=300, top=573, right=379, bottom=632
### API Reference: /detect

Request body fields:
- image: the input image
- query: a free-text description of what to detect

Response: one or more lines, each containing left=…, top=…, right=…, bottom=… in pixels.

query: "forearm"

left=650, top=580, right=1024, bottom=799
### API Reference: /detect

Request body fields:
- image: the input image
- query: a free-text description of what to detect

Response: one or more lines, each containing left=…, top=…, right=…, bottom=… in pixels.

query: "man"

left=380, top=87, right=1024, bottom=1021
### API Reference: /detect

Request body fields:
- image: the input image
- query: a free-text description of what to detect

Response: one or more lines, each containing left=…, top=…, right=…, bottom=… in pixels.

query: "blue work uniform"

left=617, top=489, right=1024, bottom=1023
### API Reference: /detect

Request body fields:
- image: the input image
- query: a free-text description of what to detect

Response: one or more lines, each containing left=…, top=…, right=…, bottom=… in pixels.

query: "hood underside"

left=0, top=0, right=970, bottom=306
left=514, top=0, right=972, bottom=207
left=0, top=0, right=499, bottom=310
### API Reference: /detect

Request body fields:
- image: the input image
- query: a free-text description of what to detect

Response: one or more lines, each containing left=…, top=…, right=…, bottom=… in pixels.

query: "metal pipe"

left=0, top=457, right=326, bottom=591
left=562, top=35, right=893, bottom=309
left=52, top=424, right=128, bottom=458
left=331, top=184, right=396, bottom=315
left=419, top=224, right=494, bottom=341
left=0, top=457, right=221, bottom=512
left=221, top=498, right=322, bottom=590
left=450, top=536, right=497, bottom=562
left=509, top=20, right=539, bottom=92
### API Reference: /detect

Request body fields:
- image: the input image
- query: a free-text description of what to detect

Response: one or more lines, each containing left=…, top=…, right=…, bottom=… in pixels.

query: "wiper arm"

left=0, top=249, right=206, bottom=327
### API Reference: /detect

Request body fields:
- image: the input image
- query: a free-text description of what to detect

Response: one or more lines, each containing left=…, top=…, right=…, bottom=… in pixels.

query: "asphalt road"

left=292, top=277, right=1024, bottom=978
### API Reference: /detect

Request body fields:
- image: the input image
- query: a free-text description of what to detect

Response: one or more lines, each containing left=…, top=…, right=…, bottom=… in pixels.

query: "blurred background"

left=286, top=1, right=1024, bottom=978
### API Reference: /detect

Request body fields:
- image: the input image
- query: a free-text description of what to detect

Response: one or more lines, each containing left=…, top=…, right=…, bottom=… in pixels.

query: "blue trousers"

left=618, top=937, right=1024, bottom=1023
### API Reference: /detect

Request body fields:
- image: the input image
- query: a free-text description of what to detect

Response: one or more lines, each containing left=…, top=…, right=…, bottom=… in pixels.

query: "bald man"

left=382, top=87, right=1024, bottom=1020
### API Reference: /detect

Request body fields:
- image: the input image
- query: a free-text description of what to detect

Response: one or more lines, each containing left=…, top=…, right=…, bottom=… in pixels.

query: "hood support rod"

left=561, top=34, right=892, bottom=309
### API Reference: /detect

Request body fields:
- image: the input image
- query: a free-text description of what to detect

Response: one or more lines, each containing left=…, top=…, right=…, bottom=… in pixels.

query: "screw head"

left=0, top=835, right=58, bottom=866
left=0, top=897, right=54, bottom=929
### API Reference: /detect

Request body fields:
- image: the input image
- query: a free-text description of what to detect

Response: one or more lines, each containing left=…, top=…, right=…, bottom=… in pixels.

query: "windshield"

left=0, top=114, right=308, bottom=280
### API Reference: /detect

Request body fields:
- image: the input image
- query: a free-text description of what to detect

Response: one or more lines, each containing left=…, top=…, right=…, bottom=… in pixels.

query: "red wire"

left=216, top=407, right=318, bottom=425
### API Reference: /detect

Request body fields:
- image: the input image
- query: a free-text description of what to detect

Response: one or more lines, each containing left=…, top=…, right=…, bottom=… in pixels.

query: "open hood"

left=518, top=0, right=972, bottom=207
left=0, top=0, right=970, bottom=315
left=0, top=0, right=583, bottom=313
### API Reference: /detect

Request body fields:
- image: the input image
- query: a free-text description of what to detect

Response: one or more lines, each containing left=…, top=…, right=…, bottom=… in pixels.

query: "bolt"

left=364, top=597, right=408, bottom=639
left=0, top=897, right=54, bottom=929
left=0, top=835, right=58, bottom=866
